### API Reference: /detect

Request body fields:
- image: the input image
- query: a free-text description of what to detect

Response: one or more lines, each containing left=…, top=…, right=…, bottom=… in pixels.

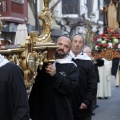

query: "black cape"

left=93, top=59, right=104, bottom=82
left=0, top=62, right=29, bottom=120
left=71, top=59, right=97, bottom=119
left=111, top=58, right=120, bottom=77
left=29, top=63, right=79, bottom=120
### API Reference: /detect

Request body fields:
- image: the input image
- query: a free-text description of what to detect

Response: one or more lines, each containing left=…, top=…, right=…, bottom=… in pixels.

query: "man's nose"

left=60, top=45, right=64, bottom=49
left=76, top=43, right=79, bottom=47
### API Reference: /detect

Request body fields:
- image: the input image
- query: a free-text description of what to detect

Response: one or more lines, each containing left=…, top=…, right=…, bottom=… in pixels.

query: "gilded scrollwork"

left=0, top=0, right=57, bottom=90
left=92, top=48, right=120, bottom=61
left=8, top=54, right=21, bottom=66
left=105, top=49, right=113, bottom=61
left=36, top=51, right=48, bottom=70
left=29, top=0, right=52, bottom=44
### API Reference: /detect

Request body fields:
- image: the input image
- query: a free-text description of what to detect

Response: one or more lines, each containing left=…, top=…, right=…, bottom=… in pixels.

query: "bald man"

left=29, top=36, right=79, bottom=120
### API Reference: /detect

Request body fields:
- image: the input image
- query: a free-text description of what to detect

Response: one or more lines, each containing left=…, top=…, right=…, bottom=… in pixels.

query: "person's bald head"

left=57, top=36, right=71, bottom=47
left=55, top=36, right=71, bottom=59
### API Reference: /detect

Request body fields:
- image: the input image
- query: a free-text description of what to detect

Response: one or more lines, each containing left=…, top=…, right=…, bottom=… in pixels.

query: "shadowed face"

left=71, top=35, right=84, bottom=55
left=55, top=36, right=71, bottom=59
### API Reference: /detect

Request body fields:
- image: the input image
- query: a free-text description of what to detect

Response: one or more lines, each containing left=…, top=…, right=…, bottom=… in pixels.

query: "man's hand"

left=45, top=63, right=56, bottom=76
left=79, top=103, right=87, bottom=110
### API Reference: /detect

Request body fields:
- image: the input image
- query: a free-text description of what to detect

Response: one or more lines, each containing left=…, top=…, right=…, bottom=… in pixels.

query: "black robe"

left=0, top=62, right=29, bottom=120
left=111, top=58, right=120, bottom=77
left=29, top=63, right=79, bottom=120
left=93, top=59, right=104, bottom=83
left=71, top=59, right=97, bottom=120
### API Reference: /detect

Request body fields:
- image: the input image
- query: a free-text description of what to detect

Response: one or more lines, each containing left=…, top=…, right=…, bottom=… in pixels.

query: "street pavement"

left=92, top=79, right=120, bottom=120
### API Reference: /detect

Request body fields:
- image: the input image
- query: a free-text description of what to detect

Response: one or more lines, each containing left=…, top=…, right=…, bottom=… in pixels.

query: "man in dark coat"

left=111, top=58, right=119, bottom=77
left=70, top=35, right=97, bottom=120
left=0, top=54, right=29, bottom=120
left=83, top=46, right=104, bottom=113
left=29, top=36, right=79, bottom=120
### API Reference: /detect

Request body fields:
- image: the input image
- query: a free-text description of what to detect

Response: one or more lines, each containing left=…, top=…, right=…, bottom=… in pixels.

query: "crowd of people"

left=0, top=34, right=119, bottom=120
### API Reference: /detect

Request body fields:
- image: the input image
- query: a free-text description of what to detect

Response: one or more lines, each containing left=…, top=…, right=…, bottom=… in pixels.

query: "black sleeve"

left=95, top=59, right=104, bottom=66
left=51, top=64, right=79, bottom=95
left=11, top=65, right=29, bottom=120
left=83, top=62, right=97, bottom=106
left=111, top=58, right=119, bottom=76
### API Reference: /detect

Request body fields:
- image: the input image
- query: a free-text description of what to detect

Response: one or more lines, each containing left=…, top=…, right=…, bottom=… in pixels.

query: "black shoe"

left=96, top=105, right=99, bottom=108
left=92, top=112, right=95, bottom=116
left=92, top=106, right=96, bottom=110
left=104, top=97, right=108, bottom=99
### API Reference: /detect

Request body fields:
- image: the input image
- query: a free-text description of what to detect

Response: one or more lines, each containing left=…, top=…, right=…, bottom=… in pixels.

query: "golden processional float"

left=0, top=0, right=57, bottom=89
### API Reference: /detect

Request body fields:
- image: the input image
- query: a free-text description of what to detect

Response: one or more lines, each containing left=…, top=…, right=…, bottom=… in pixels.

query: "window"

left=11, top=0, right=24, bottom=4
left=62, top=0, right=79, bottom=14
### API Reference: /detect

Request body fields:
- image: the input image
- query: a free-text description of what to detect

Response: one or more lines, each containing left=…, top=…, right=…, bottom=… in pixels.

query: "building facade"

left=0, top=0, right=35, bottom=43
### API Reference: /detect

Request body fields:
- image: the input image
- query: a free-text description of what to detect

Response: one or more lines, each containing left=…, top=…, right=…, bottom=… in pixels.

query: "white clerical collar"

left=0, top=54, right=9, bottom=67
left=53, top=54, right=77, bottom=66
left=69, top=50, right=91, bottom=60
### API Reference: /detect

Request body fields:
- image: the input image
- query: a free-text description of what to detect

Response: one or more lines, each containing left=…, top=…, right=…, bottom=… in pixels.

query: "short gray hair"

left=71, top=34, right=85, bottom=45
left=83, top=46, right=91, bottom=53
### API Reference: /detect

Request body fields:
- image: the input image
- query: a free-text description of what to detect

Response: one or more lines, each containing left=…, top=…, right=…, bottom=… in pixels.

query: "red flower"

left=106, top=36, right=111, bottom=39
left=101, top=34, right=105, bottom=37
left=94, top=27, right=120, bottom=51
left=93, top=36, right=98, bottom=41
left=113, top=45, right=118, bottom=48
left=97, top=43, right=102, bottom=47
left=113, top=34, right=119, bottom=37
left=104, top=44, right=109, bottom=47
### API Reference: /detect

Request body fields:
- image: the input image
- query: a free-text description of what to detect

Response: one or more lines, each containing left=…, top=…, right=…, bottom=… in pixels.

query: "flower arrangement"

left=93, top=28, right=120, bottom=52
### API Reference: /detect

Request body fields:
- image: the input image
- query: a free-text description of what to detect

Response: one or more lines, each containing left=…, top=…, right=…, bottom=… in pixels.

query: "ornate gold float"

left=92, top=48, right=120, bottom=61
left=0, top=0, right=57, bottom=89
left=92, top=28, right=120, bottom=61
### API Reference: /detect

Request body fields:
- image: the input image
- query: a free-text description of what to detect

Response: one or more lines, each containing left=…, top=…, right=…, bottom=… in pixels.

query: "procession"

left=0, top=0, right=120, bottom=120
